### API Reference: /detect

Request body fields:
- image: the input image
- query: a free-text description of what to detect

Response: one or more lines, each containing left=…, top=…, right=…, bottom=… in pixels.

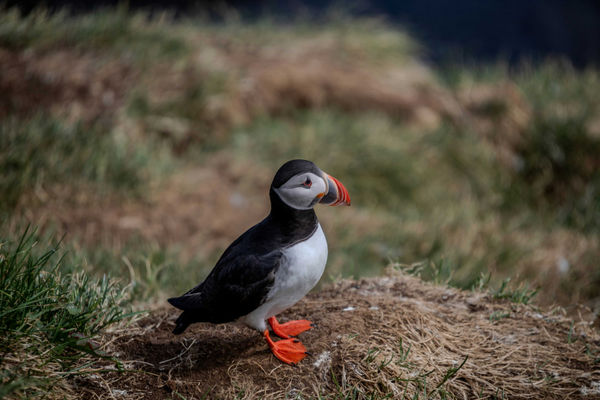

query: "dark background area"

left=5, top=0, right=600, bottom=67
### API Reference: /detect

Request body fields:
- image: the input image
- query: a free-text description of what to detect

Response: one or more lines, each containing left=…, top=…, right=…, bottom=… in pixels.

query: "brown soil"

left=73, top=272, right=600, bottom=399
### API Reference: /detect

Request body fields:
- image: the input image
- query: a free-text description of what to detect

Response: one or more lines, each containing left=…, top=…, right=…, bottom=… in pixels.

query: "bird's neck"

left=268, top=188, right=318, bottom=235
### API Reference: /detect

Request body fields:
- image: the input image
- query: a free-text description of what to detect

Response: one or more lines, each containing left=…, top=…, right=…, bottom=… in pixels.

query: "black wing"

left=167, top=250, right=283, bottom=323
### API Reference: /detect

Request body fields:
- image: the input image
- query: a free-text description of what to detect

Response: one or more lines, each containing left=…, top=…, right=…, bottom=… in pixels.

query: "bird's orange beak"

left=319, top=173, right=351, bottom=206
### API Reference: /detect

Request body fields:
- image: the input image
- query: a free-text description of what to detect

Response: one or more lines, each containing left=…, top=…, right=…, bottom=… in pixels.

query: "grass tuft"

left=491, top=278, right=538, bottom=305
left=0, top=228, right=134, bottom=398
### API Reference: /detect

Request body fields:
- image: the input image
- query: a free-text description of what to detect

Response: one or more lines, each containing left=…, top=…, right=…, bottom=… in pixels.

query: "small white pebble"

left=313, top=351, right=331, bottom=368
left=557, top=256, right=570, bottom=274
left=580, top=381, right=600, bottom=396
left=343, top=306, right=355, bottom=312
left=369, top=306, right=379, bottom=310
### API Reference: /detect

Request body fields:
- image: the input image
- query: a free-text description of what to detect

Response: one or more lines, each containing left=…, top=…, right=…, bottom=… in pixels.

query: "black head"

left=270, top=159, right=351, bottom=211
left=271, top=159, right=323, bottom=189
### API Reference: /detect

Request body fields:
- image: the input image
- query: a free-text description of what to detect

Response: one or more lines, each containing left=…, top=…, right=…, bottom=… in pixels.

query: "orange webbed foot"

left=263, top=330, right=308, bottom=365
left=268, top=316, right=314, bottom=339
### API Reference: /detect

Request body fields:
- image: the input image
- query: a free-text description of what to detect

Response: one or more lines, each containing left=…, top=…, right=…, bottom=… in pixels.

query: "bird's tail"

left=172, top=312, right=191, bottom=335
left=168, top=292, right=205, bottom=334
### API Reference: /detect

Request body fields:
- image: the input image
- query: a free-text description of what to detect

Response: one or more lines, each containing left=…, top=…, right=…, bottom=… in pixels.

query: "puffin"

left=168, top=159, right=351, bottom=364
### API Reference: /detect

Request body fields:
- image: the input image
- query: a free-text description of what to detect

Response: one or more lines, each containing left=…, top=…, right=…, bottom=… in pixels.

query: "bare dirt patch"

left=75, top=272, right=600, bottom=399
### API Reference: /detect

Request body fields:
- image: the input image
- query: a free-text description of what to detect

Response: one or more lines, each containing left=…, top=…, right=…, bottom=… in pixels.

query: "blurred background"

left=1, top=1, right=599, bottom=320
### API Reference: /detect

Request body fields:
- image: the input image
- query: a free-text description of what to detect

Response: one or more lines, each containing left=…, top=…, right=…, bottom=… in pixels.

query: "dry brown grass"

left=14, top=152, right=270, bottom=261
left=0, top=47, right=134, bottom=122
left=129, top=28, right=466, bottom=148
left=67, top=270, right=600, bottom=399
left=457, top=82, right=531, bottom=168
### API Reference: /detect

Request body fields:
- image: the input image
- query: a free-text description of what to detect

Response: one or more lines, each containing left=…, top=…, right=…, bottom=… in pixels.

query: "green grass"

left=394, top=260, right=539, bottom=306
left=231, top=110, right=424, bottom=211
left=126, top=71, right=233, bottom=151
left=0, top=6, right=186, bottom=60
left=442, top=60, right=600, bottom=233
left=203, top=15, right=417, bottom=64
left=0, top=114, right=174, bottom=212
left=0, top=228, right=135, bottom=398
left=228, top=109, right=536, bottom=288
left=66, top=238, right=210, bottom=301
left=513, top=111, right=600, bottom=234
left=491, top=278, right=538, bottom=305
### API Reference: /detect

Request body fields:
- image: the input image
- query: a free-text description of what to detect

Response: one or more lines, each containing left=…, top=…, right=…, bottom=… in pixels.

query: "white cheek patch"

left=273, top=187, right=311, bottom=210
left=274, top=172, right=326, bottom=210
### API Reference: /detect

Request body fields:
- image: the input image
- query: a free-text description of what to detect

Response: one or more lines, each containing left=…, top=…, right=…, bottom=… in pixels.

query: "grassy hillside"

left=1, top=7, right=599, bottom=398
left=3, top=6, right=599, bottom=306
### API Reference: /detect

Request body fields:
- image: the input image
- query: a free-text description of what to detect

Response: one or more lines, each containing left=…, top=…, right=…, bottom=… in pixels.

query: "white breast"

left=241, top=224, right=328, bottom=331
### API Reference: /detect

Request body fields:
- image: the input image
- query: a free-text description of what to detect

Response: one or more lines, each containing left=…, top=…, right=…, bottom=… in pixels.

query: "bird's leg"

left=268, top=316, right=314, bottom=339
left=263, top=329, right=308, bottom=365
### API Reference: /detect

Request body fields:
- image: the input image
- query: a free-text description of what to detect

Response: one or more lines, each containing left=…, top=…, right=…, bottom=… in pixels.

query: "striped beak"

left=319, top=173, right=351, bottom=206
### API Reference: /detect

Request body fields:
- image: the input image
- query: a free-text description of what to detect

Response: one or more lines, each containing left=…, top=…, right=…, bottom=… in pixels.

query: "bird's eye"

left=302, top=177, right=312, bottom=188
